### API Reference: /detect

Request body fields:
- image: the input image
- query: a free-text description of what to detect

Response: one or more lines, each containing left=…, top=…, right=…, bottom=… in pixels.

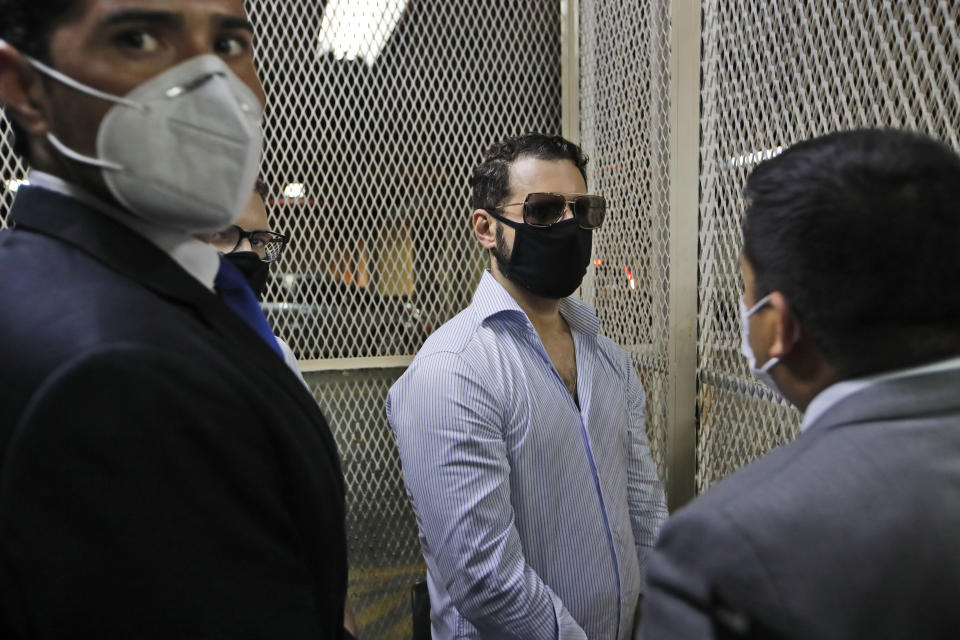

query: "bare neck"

left=775, top=339, right=842, bottom=412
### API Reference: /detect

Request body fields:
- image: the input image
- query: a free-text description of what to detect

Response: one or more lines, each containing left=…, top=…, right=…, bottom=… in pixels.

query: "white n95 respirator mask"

left=28, top=55, right=263, bottom=233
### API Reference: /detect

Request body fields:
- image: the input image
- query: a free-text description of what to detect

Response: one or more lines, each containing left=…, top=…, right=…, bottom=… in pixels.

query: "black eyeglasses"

left=494, top=192, right=606, bottom=229
left=200, top=225, right=289, bottom=263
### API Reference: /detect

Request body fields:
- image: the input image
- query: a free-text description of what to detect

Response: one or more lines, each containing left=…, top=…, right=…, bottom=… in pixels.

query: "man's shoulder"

left=680, top=426, right=834, bottom=514
left=650, top=430, right=844, bottom=605
left=0, top=221, right=132, bottom=292
left=649, top=406, right=960, bottom=638
left=594, top=333, right=630, bottom=363
left=668, top=414, right=937, bottom=537
left=387, top=302, right=524, bottom=417
left=0, top=233, right=203, bottom=352
left=0, top=229, right=230, bottom=423
left=409, top=303, right=499, bottom=365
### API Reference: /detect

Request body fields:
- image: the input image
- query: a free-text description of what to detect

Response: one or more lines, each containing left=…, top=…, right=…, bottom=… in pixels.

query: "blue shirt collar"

left=471, top=270, right=600, bottom=337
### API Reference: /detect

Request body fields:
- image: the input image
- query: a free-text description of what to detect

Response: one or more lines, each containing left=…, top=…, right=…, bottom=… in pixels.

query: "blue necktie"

left=214, top=256, right=283, bottom=358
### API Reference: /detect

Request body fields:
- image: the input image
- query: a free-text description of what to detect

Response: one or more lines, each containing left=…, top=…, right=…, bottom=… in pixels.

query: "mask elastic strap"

left=747, top=292, right=801, bottom=346
left=757, top=356, right=780, bottom=373
left=745, top=293, right=773, bottom=317
left=27, top=56, right=145, bottom=112
left=488, top=209, right=580, bottom=231
left=487, top=209, right=522, bottom=229
left=46, top=133, right=124, bottom=172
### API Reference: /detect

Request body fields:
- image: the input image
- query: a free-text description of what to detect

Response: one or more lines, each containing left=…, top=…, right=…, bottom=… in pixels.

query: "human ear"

left=472, top=209, right=497, bottom=249
left=0, top=41, right=51, bottom=141
left=766, top=291, right=800, bottom=359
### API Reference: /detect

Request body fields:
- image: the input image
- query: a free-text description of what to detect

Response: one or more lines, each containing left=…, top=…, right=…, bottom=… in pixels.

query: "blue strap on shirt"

left=214, top=256, right=283, bottom=358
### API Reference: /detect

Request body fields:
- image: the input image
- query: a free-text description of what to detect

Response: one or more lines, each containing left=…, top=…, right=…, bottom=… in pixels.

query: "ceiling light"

left=317, top=0, right=409, bottom=67
left=283, top=182, right=306, bottom=199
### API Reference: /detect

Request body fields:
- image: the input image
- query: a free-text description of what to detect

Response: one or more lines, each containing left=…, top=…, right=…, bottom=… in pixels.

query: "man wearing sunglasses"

left=388, top=133, right=667, bottom=640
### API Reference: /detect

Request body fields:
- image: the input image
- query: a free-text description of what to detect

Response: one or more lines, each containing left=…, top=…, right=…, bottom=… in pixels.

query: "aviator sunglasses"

left=494, top=192, right=607, bottom=229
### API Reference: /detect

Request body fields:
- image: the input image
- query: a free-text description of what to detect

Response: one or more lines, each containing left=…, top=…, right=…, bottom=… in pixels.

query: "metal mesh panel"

left=579, top=0, right=673, bottom=482
left=0, top=116, right=27, bottom=227
left=697, top=0, right=960, bottom=491
left=305, top=368, right=423, bottom=639
left=247, top=0, right=563, bottom=361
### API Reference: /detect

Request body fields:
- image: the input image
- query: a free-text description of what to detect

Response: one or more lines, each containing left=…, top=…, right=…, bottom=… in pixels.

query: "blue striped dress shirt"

left=387, top=271, right=668, bottom=640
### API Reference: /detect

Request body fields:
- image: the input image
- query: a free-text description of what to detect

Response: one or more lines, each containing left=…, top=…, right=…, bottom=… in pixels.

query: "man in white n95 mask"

left=0, top=1, right=348, bottom=638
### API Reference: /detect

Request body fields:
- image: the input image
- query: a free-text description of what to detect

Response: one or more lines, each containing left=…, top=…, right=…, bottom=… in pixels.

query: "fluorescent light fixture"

left=4, top=178, right=28, bottom=193
left=727, top=145, right=784, bottom=169
left=317, top=0, right=409, bottom=66
left=283, top=182, right=306, bottom=199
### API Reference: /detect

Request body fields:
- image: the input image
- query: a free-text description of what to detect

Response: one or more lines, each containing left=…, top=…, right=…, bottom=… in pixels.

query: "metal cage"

left=3, top=1, right=959, bottom=637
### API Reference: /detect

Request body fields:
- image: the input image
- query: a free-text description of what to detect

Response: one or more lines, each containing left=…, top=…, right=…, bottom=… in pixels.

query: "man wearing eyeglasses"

left=197, top=179, right=305, bottom=382
left=387, top=133, right=668, bottom=640
left=201, top=179, right=290, bottom=294
left=198, top=181, right=359, bottom=639
left=0, top=1, right=347, bottom=638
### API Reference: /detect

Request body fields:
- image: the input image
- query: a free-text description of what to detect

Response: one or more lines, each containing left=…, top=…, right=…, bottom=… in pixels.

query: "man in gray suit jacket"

left=641, top=129, right=960, bottom=639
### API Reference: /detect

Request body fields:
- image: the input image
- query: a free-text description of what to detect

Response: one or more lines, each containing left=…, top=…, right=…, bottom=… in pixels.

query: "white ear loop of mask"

left=28, top=56, right=145, bottom=110
left=740, top=294, right=778, bottom=371
left=27, top=56, right=142, bottom=172
left=739, top=293, right=786, bottom=396
left=44, top=133, right=123, bottom=171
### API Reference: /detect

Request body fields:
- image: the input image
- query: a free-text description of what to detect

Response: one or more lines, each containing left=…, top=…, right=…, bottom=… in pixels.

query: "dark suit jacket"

left=0, top=186, right=347, bottom=638
left=641, top=367, right=960, bottom=639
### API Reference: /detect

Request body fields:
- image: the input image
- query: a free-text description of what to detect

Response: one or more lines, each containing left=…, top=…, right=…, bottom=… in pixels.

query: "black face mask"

left=491, top=216, right=593, bottom=299
left=224, top=251, right=270, bottom=300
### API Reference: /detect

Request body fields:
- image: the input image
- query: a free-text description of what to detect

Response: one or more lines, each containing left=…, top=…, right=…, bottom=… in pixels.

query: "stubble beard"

left=492, top=221, right=514, bottom=280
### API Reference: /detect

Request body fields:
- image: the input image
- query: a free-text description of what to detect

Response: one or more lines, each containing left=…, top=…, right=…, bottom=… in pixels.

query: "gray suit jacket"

left=640, top=367, right=960, bottom=639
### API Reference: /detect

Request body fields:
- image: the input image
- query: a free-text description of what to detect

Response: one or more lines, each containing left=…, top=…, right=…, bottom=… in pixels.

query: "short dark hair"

left=0, top=0, right=82, bottom=160
left=743, top=128, right=960, bottom=376
left=469, top=133, right=589, bottom=212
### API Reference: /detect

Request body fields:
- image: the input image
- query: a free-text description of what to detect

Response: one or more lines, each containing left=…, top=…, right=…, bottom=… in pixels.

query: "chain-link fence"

left=578, top=0, right=673, bottom=484
left=697, top=0, right=960, bottom=491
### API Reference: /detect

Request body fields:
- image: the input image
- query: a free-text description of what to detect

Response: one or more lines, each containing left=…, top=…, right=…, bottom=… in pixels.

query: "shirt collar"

left=26, top=170, right=220, bottom=291
left=802, top=353, right=960, bottom=432
left=471, top=270, right=600, bottom=336
left=472, top=270, right=526, bottom=323
left=559, top=295, right=600, bottom=337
